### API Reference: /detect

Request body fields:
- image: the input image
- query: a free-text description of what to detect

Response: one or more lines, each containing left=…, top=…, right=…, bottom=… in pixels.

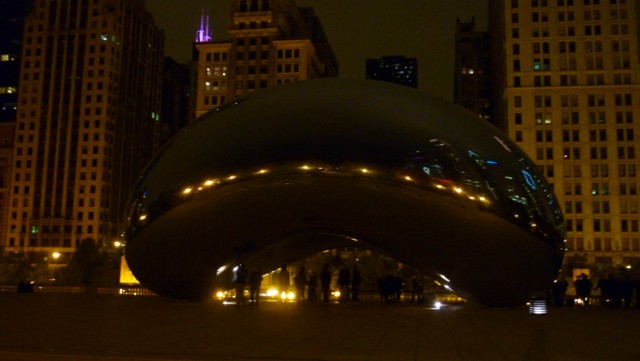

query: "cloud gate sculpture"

left=125, top=79, right=564, bottom=307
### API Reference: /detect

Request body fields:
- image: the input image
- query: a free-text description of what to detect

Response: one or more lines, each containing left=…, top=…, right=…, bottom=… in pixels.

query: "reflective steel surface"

left=124, top=79, right=564, bottom=306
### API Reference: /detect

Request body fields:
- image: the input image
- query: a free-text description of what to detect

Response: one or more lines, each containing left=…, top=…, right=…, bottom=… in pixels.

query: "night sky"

left=146, top=0, right=488, bottom=101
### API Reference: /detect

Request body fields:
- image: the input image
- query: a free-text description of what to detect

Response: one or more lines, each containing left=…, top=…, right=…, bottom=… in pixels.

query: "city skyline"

left=146, top=0, right=489, bottom=101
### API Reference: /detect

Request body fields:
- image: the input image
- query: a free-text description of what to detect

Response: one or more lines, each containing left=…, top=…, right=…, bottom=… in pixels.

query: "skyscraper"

left=490, top=0, right=640, bottom=269
left=365, top=56, right=418, bottom=88
left=193, top=0, right=339, bottom=118
left=454, top=17, right=491, bottom=123
left=3, top=0, right=164, bottom=264
left=0, top=0, right=32, bottom=123
left=160, top=57, right=193, bottom=147
left=0, top=0, right=31, bottom=253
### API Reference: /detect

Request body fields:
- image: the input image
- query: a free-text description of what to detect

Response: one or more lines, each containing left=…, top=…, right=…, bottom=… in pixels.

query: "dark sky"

left=146, top=0, right=488, bottom=101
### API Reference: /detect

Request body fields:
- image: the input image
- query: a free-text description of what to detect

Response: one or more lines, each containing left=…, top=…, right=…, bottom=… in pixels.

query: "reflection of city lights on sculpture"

left=125, top=79, right=564, bottom=307
left=216, top=265, right=226, bottom=275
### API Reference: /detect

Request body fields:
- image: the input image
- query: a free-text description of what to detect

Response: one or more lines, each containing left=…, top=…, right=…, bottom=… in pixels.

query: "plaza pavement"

left=0, top=292, right=639, bottom=361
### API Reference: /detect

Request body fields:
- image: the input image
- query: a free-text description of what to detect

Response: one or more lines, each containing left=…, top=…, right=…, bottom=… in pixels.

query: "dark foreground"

left=0, top=293, right=639, bottom=361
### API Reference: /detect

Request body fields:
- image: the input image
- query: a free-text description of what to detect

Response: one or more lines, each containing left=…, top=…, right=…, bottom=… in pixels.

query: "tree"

left=60, top=238, right=119, bottom=286
left=0, top=252, right=50, bottom=284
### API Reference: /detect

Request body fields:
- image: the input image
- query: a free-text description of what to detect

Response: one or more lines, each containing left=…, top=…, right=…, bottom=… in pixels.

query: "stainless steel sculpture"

left=125, top=79, right=565, bottom=306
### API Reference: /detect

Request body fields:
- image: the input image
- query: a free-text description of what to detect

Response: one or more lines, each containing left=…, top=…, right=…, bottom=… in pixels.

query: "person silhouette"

left=351, top=264, right=361, bottom=303
left=574, top=273, right=592, bottom=307
left=279, top=265, right=290, bottom=300
left=248, top=267, right=262, bottom=305
left=320, top=264, right=332, bottom=303
left=295, top=266, right=307, bottom=301
left=337, top=264, right=350, bottom=303
left=307, top=271, right=318, bottom=301
left=234, top=263, right=248, bottom=306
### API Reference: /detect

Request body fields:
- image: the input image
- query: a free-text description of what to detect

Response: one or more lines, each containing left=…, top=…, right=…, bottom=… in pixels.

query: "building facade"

left=194, top=0, right=338, bottom=118
left=454, top=18, right=492, bottom=123
left=160, top=57, right=193, bottom=147
left=3, top=0, right=164, bottom=264
left=365, top=56, right=418, bottom=88
left=489, top=0, right=640, bottom=270
left=0, top=0, right=33, bottom=124
left=0, top=0, right=31, bottom=253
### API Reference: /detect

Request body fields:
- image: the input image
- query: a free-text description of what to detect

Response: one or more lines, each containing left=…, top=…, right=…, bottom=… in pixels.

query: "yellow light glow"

left=287, top=292, right=296, bottom=300
left=280, top=291, right=288, bottom=300
left=52, top=252, right=61, bottom=259
left=435, top=184, right=445, bottom=189
left=183, top=187, right=193, bottom=194
left=227, top=175, right=237, bottom=180
left=300, top=165, right=311, bottom=170
left=404, top=176, right=413, bottom=181
left=215, top=291, right=226, bottom=298
left=139, top=214, right=147, bottom=221
left=478, top=196, right=487, bottom=202
left=197, top=187, right=203, bottom=191
left=360, top=168, right=370, bottom=174
left=267, top=289, right=279, bottom=297
left=204, top=179, right=215, bottom=186
left=468, top=196, right=476, bottom=200
left=453, top=187, right=463, bottom=194
left=256, top=169, right=269, bottom=174
left=113, top=241, right=122, bottom=248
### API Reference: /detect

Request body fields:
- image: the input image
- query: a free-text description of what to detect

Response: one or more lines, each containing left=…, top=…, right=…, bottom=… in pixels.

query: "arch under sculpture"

left=124, top=79, right=565, bottom=307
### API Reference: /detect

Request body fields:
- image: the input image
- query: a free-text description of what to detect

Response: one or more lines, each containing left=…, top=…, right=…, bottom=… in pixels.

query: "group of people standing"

left=233, top=263, right=262, bottom=306
left=234, top=262, right=364, bottom=305
left=553, top=272, right=640, bottom=309
left=293, top=263, right=362, bottom=303
left=233, top=262, right=428, bottom=305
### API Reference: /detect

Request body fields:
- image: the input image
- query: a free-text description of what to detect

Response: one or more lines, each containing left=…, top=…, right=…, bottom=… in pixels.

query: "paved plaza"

left=0, top=292, right=639, bottom=361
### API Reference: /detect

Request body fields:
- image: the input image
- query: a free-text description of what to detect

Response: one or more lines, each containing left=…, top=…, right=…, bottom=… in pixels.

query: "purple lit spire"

left=195, top=9, right=212, bottom=43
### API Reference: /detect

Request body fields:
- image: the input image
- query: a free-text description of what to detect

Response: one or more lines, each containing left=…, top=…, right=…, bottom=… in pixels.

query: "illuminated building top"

left=195, top=9, right=212, bottom=43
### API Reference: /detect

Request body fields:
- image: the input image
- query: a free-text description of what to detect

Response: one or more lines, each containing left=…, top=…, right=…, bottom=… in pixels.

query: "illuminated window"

left=0, top=54, right=9, bottom=61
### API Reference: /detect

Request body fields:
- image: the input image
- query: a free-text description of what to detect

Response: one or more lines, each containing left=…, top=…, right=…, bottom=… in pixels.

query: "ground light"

left=528, top=298, right=548, bottom=315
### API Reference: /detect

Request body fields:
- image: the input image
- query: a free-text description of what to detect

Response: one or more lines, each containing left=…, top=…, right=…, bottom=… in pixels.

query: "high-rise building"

left=3, top=0, right=164, bottom=264
left=489, top=0, right=640, bottom=269
left=0, top=0, right=33, bottom=123
left=0, top=123, right=15, bottom=252
left=365, top=56, right=418, bottom=88
left=454, top=17, right=492, bottom=123
left=0, top=0, right=31, bottom=254
left=193, top=0, right=339, bottom=118
left=160, top=57, right=193, bottom=147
